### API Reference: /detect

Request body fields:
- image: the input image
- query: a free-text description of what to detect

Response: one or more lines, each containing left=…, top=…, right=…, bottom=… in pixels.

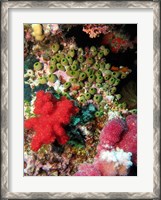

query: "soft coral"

left=24, top=91, right=79, bottom=151
left=97, top=115, right=137, bottom=165
left=117, top=115, right=137, bottom=165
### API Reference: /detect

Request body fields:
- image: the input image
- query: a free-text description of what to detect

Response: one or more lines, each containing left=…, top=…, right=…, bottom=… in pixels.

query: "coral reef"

left=24, top=134, right=99, bottom=176
left=24, top=39, right=132, bottom=117
left=24, top=90, right=79, bottom=151
left=24, top=24, right=137, bottom=176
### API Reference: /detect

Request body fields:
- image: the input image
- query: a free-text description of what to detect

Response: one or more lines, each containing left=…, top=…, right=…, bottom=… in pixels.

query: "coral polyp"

left=24, top=24, right=137, bottom=176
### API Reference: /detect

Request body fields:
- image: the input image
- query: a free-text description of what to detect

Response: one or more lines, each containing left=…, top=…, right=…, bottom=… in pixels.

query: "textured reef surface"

left=24, top=24, right=137, bottom=176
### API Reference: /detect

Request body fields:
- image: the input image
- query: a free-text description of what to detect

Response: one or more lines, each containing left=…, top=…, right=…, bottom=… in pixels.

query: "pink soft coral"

left=98, top=115, right=137, bottom=165
left=24, top=90, right=79, bottom=151
left=117, top=115, right=137, bottom=165
left=99, top=118, right=126, bottom=146
left=96, top=118, right=125, bottom=157
left=74, top=115, right=137, bottom=176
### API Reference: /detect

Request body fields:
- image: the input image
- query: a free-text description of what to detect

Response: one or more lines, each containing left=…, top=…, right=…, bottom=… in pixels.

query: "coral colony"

left=24, top=24, right=137, bottom=176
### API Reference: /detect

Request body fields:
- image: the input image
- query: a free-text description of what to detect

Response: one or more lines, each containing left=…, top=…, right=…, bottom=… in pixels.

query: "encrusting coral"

left=24, top=90, right=79, bottom=151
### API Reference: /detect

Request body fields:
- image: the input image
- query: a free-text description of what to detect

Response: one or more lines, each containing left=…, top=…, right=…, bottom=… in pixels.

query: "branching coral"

left=83, top=24, right=112, bottom=38
left=24, top=90, right=79, bottom=151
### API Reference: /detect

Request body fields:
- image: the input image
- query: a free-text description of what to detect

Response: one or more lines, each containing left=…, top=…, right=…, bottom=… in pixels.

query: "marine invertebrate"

left=97, top=115, right=137, bottom=165
left=32, top=24, right=45, bottom=41
left=83, top=24, right=112, bottom=38
left=102, top=31, right=134, bottom=53
left=24, top=90, right=79, bottom=151
left=98, top=118, right=126, bottom=148
left=25, top=37, right=131, bottom=116
left=94, top=148, right=133, bottom=176
left=117, top=115, right=137, bottom=165
left=34, top=62, right=43, bottom=71
left=74, top=148, right=132, bottom=176
left=74, top=114, right=137, bottom=176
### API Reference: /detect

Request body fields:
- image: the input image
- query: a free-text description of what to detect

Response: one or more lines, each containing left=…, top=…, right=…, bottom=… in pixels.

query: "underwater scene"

left=24, top=24, right=137, bottom=176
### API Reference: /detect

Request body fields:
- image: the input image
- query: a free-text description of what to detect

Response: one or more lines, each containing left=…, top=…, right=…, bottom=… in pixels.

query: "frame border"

left=1, top=1, right=160, bottom=199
